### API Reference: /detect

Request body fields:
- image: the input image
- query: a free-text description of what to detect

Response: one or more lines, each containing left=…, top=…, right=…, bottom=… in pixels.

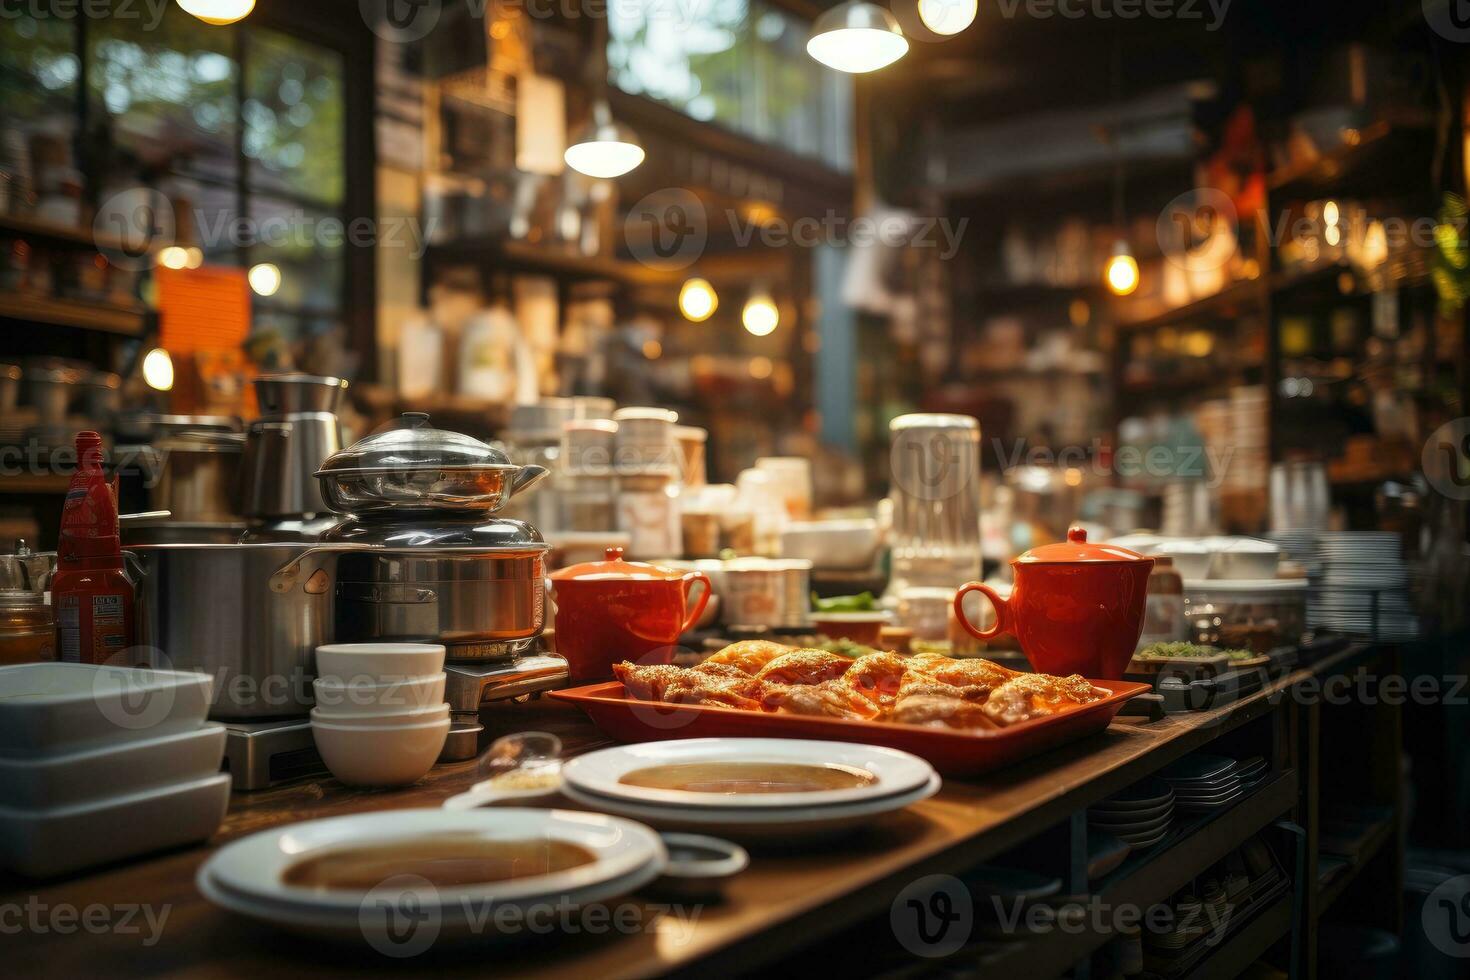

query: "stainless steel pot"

left=147, top=430, right=246, bottom=522
left=130, top=542, right=349, bottom=720
left=242, top=414, right=342, bottom=518
left=313, top=519, right=551, bottom=659
left=314, top=413, right=547, bottom=516
left=332, top=548, right=547, bottom=660
left=255, top=374, right=347, bottom=415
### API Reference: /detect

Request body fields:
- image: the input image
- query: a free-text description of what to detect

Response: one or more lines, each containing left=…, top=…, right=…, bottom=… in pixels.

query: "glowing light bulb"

left=176, top=0, right=255, bottom=25
left=807, top=2, right=908, bottom=73
left=248, top=262, right=281, bottom=297
left=742, top=291, right=779, bottom=337
left=157, top=246, right=190, bottom=270
left=141, top=348, right=174, bottom=391
left=1106, top=242, right=1139, bottom=296
left=678, top=278, right=718, bottom=322
left=917, top=0, right=977, bottom=35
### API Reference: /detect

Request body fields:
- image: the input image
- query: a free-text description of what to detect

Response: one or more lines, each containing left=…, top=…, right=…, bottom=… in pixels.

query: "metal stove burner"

left=441, top=653, right=569, bottom=761
left=223, top=719, right=326, bottom=791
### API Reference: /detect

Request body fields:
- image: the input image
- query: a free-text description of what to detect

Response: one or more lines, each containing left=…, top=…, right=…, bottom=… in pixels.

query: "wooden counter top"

left=3, top=657, right=1349, bottom=980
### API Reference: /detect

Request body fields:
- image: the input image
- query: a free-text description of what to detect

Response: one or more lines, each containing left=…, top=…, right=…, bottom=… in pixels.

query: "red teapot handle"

left=954, top=581, right=1010, bottom=642
left=678, top=572, right=714, bottom=635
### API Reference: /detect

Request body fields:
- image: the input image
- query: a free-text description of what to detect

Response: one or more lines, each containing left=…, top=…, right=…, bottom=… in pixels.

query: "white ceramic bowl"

left=313, top=643, right=445, bottom=683
left=311, top=673, right=446, bottom=716
left=780, top=519, right=880, bottom=570
left=310, top=702, right=449, bottom=727
left=311, top=717, right=450, bottom=787
left=1153, top=540, right=1212, bottom=580
left=0, top=663, right=214, bottom=756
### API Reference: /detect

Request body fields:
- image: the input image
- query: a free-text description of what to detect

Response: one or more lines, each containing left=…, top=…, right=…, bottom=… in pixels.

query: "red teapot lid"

left=1015, top=527, right=1151, bottom=565
left=550, top=547, right=689, bottom=582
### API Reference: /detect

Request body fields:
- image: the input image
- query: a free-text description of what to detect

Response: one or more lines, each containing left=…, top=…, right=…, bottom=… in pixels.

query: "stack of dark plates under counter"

left=1158, top=755, right=1243, bottom=813
left=1087, top=776, right=1176, bottom=850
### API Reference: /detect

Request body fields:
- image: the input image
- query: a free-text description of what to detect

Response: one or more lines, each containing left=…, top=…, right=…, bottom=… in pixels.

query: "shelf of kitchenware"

left=1266, top=116, right=1439, bottom=202
left=0, top=212, right=140, bottom=255
left=421, top=236, right=682, bottom=288
left=981, top=771, right=1298, bottom=978
left=0, top=292, right=149, bottom=336
left=1312, top=812, right=1398, bottom=918
left=1177, top=888, right=1295, bottom=980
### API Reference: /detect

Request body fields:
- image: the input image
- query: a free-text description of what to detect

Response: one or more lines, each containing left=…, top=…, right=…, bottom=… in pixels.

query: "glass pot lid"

left=317, top=413, right=513, bottom=476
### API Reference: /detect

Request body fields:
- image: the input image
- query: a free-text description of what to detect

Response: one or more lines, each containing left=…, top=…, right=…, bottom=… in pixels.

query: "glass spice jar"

left=0, top=590, right=56, bottom=666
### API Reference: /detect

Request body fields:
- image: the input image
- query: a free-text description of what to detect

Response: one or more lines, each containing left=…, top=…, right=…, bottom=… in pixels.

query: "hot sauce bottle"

left=52, top=431, right=135, bottom=664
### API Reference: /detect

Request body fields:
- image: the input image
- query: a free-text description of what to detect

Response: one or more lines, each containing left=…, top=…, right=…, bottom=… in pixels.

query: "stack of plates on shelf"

left=1268, top=528, right=1321, bottom=577
left=198, top=808, right=667, bottom=941
left=1310, top=532, right=1419, bottom=641
left=1236, top=756, right=1268, bottom=788
left=558, top=738, right=940, bottom=842
left=1159, top=755, right=1243, bottom=814
left=1087, top=776, right=1176, bottom=850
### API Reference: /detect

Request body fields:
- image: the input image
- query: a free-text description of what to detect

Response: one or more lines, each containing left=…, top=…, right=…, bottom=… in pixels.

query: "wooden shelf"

left=0, top=293, right=148, bottom=336
left=984, top=771, right=1299, bottom=977
left=423, top=238, right=681, bottom=288
left=0, top=473, right=71, bottom=495
left=1315, top=814, right=1397, bottom=916
left=1268, top=119, right=1439, bottom=202
left=1180, top=889, right=1294, bottom=980
left=1120, top=278, right=1268, bottom=332
left=0, top=212, right=139, bottom=256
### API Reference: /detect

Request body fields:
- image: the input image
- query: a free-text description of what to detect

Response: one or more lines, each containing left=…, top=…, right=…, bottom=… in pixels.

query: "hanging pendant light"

left=565, top=101, right=645, bottom=179
left=176, top=0, right=255, bottom=25
left=679, top=278, right=718, bottom=322
left=917, top=0, right=977, bottom=36
left=742, top=288, right=780, bottom=337
left=1105, top=241, right=1139, bottom=296
left=807, top=2, right=909, bottom=74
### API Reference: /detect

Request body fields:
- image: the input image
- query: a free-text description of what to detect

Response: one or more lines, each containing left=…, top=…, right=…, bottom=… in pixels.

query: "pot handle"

left=678, top=572, right=714, bottom=635
left=954, top=581, right=1010, bottom=642
left=508, top=464, right=549, bottom=500
left=267, top=544, right=382, bottom=593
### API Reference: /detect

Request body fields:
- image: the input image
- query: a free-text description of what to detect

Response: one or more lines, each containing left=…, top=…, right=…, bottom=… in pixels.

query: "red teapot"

left=954, top=528, right=1153, bottom=679
left=550, top=548, right=712, bottom=683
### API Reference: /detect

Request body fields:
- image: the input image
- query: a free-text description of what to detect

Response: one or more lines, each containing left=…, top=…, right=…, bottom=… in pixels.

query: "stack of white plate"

left=1087, top=777, right=1176, bottom=850
left=1309, top=532, right=1419, bottom=641
left=310, top=644, right=451, bottom=787
left=0, top=662, right=229, bottom=877
left=1268, top=528, right=1321, bottom=577
left=1159, top=755, right=1242, bottom=814
left=198, top=808, right=667, bottom=943
left=559, top=738, right=940, bottom=841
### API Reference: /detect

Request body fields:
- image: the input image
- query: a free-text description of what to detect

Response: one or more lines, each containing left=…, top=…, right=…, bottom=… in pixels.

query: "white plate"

left=201, top=808, right=665, bottom=912
left=560, top=772, right=941, bottom=840
left=561, top=738, right=936, bottom=810
left=0, top=723, right=225, bottom=809
left=198, top=853, right=665, bottom=941
left=0, top=662, right=213, bottom=757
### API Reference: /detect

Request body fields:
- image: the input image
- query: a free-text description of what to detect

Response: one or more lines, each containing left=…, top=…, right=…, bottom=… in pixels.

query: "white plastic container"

left=0, top=662, right=213, bottom=756
left=0, top=773, right=230, bottom=877
left=0, top=723, right=226, bottom=809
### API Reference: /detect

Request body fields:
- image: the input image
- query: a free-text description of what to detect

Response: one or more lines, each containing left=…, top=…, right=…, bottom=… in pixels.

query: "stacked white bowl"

left=310, top=643, right=450, bottom=787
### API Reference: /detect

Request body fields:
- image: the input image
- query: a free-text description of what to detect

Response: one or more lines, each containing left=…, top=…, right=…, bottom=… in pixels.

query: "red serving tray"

left=550, top=678, right=1152, bottom=776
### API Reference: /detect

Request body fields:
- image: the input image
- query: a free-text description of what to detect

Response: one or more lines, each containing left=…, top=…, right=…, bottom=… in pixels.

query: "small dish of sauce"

left=282, top=835, right=596, bottom=893
left=618, top=761, right=877, bottom=795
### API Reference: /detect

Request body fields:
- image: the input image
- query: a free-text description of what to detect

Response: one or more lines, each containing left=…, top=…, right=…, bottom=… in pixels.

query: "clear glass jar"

left=0, top=590, right=56, bottom=666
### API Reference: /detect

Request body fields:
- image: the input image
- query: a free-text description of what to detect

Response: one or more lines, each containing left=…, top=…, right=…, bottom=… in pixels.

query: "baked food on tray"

left=613, top=640, right=1107, bottom=731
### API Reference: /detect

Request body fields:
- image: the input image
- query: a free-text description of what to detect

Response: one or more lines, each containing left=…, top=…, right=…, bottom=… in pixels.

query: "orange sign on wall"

left=155, top=266, right=256, bottom=416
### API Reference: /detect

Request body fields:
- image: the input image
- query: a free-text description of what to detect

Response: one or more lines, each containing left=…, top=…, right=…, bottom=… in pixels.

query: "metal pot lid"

left=323, top=515, right=548, bottom=551
left=317, top=413, right=512, bottom=476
